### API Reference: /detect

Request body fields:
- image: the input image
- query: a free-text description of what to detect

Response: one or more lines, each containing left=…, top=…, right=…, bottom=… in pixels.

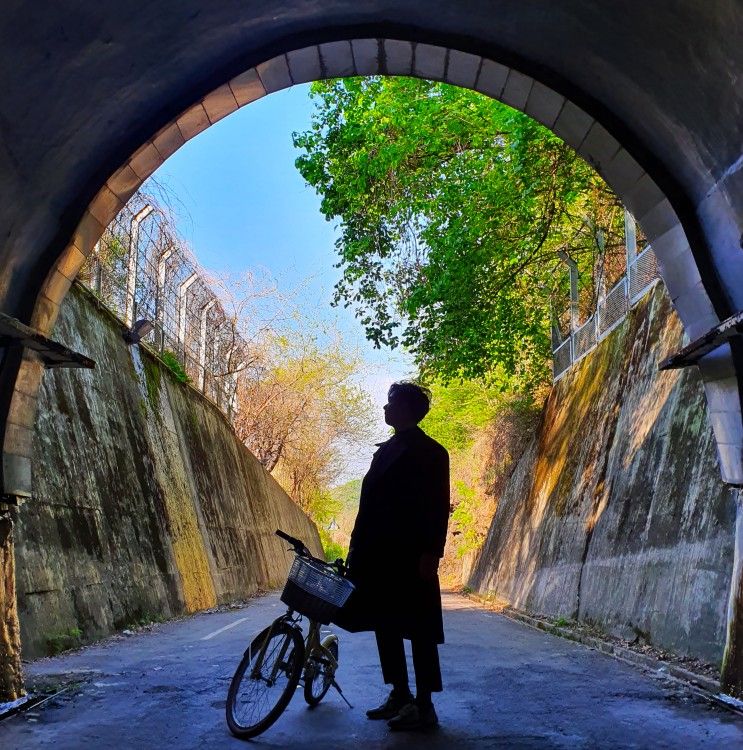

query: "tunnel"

left=1, top=0, right=743, bottom=699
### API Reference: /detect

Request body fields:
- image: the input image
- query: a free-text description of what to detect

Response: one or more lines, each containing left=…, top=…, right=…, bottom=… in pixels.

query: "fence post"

left=91, top=241, right=102, bottom=296
left=228, top=360, right=245, bottom=422
left=177, top=273, right=198, bottom=361
left=198, top=298, right=217, bottom=392
left=560, top=253, right=579, bottom=332
left=124, top=204, right=154, bottom=327
left=625, top=209, right=637, bottom=267
left=155, top=245, right=174, bottom=352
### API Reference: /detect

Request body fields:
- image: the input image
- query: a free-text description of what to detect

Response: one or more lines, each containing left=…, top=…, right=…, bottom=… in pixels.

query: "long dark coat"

left=336, top=426, right=450, bottom=643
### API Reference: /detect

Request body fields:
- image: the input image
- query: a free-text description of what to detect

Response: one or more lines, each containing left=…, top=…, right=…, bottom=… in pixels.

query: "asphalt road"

left=1, top=592, right=741, bottom=749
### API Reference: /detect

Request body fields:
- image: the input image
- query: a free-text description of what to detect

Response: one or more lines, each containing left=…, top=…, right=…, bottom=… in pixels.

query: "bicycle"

left=225, top=529, right=355, bottom=739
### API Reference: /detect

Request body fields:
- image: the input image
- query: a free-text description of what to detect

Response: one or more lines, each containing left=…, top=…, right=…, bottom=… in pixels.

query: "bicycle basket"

left=280, top=556, right=355, bottom=623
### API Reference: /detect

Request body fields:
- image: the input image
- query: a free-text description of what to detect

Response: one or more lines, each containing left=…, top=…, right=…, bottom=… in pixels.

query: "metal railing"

left=79, top=193, right=248, bottom=417
left=552, top=245, right=659, bottom=380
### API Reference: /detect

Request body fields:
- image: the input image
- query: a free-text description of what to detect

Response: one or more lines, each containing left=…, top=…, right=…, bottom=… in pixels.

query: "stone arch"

left=4, top=38, right=738, bottom=503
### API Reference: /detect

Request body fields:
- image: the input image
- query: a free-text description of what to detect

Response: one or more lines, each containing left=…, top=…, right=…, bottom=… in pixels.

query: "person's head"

left=383, top=381, right=432, bottom=430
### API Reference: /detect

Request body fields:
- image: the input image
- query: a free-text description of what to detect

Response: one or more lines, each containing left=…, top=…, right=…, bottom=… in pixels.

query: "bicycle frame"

left=249, top=608, right=338, bottom=685
left=249, top=611, right=302, bottom=685
left=303, top=617, right=338, bottom=673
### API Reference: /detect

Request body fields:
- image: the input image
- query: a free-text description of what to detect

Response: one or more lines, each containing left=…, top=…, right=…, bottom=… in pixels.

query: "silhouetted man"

left=346, top=381, right=450, bottom=731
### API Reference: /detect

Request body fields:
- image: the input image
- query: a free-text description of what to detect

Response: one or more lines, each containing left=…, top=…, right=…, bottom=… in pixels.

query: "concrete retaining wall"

left=469, top=283, right=737, bottom=664
left=13, top=284, right=321, bottom=658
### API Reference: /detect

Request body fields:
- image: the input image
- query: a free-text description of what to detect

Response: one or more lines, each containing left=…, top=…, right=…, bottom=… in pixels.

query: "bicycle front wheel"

left=303, top=634, right=339, bottom=706
left=226, top=621, right=305, bottom=739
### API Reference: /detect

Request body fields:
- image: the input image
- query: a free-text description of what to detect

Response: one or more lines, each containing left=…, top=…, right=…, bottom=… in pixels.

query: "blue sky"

left=151, top=84, right=413, bottom=476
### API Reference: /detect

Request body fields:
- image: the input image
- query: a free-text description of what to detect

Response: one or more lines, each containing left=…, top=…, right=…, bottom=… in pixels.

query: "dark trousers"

left=375, top=630, right=443, bottom=695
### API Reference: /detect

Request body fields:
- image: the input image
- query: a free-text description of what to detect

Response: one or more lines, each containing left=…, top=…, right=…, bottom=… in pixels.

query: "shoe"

left=366, top=690, right=414, bottom=720
left=387, top=701, right=439, bottom=731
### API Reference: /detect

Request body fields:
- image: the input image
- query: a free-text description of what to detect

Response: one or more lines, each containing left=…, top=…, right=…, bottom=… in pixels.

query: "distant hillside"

left=327, top=478, right=362, bottom=554
left=330, top=478, right=362, bottom=510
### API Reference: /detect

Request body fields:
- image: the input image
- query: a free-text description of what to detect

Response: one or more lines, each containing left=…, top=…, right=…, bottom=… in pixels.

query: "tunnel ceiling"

left=0, top=1, right=741, bottom=316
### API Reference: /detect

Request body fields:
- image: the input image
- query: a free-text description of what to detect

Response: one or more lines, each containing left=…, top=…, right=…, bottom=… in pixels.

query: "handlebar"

left=275, top=528, right=308, bottom=554
left=275, top=529, right=347, bottom=576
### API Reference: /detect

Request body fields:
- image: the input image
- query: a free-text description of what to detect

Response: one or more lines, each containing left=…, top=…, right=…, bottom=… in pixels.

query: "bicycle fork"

left=250, top=621, right=297, bottom=687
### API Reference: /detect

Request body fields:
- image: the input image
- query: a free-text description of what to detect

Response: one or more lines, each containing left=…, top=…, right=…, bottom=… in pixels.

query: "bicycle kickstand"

left=331, top=679, right=353, bottom=709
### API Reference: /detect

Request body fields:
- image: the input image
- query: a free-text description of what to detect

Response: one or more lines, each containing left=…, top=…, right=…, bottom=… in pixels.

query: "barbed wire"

left=79, top=191, right=250, bottom=417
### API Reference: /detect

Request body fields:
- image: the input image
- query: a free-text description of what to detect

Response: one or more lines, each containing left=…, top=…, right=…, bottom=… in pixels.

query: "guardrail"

left=552, top=245, right=659, bottom=381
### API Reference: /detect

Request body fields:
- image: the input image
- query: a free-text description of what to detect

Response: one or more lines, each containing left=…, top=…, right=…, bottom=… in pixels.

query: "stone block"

left=153, top=121, right=186, bottom=161
left=578, top=122, right=620, bottom=174
left=553, top=101, right=593, bottom=149
left=3, top=452, right=31, bottom=497
left=603, top=148, right=644, bottom=196
left=177, top=104, right=210, bottom=142
left=106, top=164, right=141, bottom=205
left=12, top=359, right=44, bottom=399
left=71, top=211, right=104, bottom=256
left=4, top=422, right=32, bottom=457
left=477, top=59, right=509, bottom=99
left=6, top=389, right=37, bottom=428
left=715, top=442, right=743, bottom=485
left=525, top=81, right=565, bottom=129
left=383, top=39, right=413, bottom=75
left=257, top=55, right=292, bottom=93
left=88, top=185, right=123, bottom=228
left=702, top=375, right=740, bottom=413
left=287, top=46, right=322, bottom=85
left=43, top=269, right=73, bottom=305
left=648, top=222, right=688, bottom=264
left=657, top=243, right=701, bottom=300
left=697, top=343, right=737, bottom=380
left=625, top=173, right=665, bottom=223
left=129, top=142, right=163, bottom=182
left=671, top=280, right=719, bottom=338
left=319, top=40, right=355, bottom=78
left=229, top=68, right=266, bottom=106
left=202, top=84, right=239, bottom=125
left=30, top=293, right=60, bottom=333
left=351, top=39, right=379, bottom=76
left=414, top=43, right=447, bottom=81
left=707, top=409, right=743, bottom=448
left=445, top=50, right=481, bottom=89
left=57, top=244, right=88, bottom=280
left=637, top=198, right=679, bottom=241
left=501, top=70, right=533, bottom=111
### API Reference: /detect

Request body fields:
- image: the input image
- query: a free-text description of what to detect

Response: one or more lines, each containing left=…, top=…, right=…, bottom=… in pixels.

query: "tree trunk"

left=0, top=507, right=23, bottom=702
left=722, top=491, right=743, bottom=698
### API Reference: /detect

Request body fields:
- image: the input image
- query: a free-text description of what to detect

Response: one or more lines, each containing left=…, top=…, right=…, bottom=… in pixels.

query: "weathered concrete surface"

left=12, top=284, right=321, bottom=659
left=470, top=283, right=737, bottom=666
left=0, top=511, right=22, bottom=700
left=1, top=591, right=741, bottom=749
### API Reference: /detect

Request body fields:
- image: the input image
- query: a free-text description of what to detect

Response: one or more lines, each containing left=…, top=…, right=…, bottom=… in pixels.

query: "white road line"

left=200, top=617, right=249, bottom=641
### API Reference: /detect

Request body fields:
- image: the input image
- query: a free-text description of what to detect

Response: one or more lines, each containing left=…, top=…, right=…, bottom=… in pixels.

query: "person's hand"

left=418, top=553, right=439, bottom=581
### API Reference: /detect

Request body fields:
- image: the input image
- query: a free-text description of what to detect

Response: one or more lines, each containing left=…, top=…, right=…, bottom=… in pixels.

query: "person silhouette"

left=345, top=381, right=450, bottom=731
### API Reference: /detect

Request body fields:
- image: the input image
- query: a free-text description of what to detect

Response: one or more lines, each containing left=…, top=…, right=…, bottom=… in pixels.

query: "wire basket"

left=280, top=556, right=355, bottom=624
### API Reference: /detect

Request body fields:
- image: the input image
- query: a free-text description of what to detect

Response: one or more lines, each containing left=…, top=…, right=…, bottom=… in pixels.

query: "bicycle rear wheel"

left=303, top=634, right=339, bottom=706
left=226, top=621, right=305, bottom=739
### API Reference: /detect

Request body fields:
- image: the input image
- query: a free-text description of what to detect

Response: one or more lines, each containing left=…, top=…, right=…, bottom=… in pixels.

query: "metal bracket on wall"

left=0, top=312, right=95, bottom=369
left=659, top=310, right=743, bottom=370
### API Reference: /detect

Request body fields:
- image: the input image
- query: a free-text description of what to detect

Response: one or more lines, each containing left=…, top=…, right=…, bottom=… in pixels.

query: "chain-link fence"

left=552, top=244, right=659, bottom=380
left=79, top=193, right=249, bottom=417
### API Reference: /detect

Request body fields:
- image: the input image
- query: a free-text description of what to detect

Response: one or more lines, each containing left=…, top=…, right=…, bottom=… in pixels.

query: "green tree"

left=294, top=77, right=628, bottom=391
left=233, top=330, right=374, bottom=519
left=421, top=378, right=543, bottom=565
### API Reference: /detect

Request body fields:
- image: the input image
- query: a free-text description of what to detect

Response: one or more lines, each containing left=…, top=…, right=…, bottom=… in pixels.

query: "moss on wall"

left=469, top=283, right=736, bottom=664
left=13, top=284, right=321, bottom=658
